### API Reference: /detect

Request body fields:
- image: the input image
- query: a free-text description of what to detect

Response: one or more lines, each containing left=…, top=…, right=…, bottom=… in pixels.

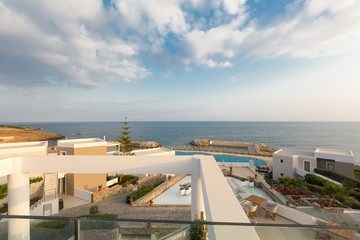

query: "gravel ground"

left=55, top=192, right=191, bottom=221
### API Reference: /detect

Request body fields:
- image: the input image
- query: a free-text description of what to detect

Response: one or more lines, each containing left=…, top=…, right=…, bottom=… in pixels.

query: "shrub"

left=189, top=219, right=206, bottom=240
left=342, top=197, right=360, bottom=209
left=314, top=168, right=360, bottom=187
left=304, top=174, right=327, bottom=187
left=89, top=205, right=99, bottom=215
left=29, top=176, right=43, bottom=184
left=0, top=184, right=7, bottom=199
left=126, top=185, right=154, bottom=204
left=36, top=220, right=71, bottom=229
left=305, top=183, right=326, bottom=195
left=117, top=175, right=139, bottom=186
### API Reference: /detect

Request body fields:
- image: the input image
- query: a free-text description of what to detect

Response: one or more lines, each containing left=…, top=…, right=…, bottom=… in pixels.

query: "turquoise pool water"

left=175, top=151, right=266, bottom=166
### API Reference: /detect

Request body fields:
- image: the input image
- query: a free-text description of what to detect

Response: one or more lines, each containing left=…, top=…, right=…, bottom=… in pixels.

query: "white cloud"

left=184, top=0, right=360, bottom=66
left=0, top=0, right=149, bottom=88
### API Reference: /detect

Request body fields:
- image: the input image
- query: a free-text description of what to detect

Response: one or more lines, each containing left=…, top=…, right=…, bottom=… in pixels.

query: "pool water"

left=226, top=177, right=272, bottom=201
left=175, top=151, right=266, bottom=166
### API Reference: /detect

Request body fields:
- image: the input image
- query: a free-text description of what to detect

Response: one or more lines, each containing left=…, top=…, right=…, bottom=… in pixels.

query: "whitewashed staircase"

left=43, top=173, right=58, bottom=201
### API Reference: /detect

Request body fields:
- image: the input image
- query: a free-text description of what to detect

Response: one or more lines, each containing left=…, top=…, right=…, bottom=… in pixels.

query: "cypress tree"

left=116, top=117, right=134, bottom=155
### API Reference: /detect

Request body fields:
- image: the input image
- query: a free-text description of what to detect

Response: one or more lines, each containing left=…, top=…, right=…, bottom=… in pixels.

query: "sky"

left=0, top=0, right=360, bottom=122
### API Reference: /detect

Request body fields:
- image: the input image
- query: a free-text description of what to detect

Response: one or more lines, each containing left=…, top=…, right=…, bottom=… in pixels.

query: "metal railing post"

left=75, top=218, right=80, bottom=240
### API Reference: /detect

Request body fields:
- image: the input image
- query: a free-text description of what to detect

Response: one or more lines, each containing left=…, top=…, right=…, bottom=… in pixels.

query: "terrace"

left=1, top=150, right=360, bottom=239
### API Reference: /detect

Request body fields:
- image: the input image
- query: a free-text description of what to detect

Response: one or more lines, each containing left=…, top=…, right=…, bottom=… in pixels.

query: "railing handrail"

left=1, top=215, right=360, bottom=230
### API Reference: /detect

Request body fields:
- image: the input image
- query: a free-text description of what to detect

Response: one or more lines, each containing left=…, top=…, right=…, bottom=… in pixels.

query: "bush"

left=30, top=176, right=43, bottom=184
left=126, top=185, right=154, bottom=204
left=0, top=184, right=7, bottom=199
left=125, top=180, right=164, bottom=204
left=89, top=205, right=99, bottom=215
left=117, top=175, right=139, bottom=186
left=305, top=174, right=327, bottom=187
left=189, top=219, right=206, bottom=240
left=305, top=183, right=326, bottom=195
left=342, top=197, right=360, bottom=209
left=0, top=203, right=7, bottom=213
left=314, top=168, right=360, bottom=187
left=36, top=220, right=71, bottom=229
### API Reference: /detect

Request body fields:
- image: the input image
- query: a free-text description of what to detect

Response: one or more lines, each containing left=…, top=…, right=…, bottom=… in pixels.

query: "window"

left=304, top=161, right=311, bottom=172
left=60, top=151, right=67, bottom=155
left=280, top=159, right=284, bottom=164
left=280, top=172, right=284, bottom=177
left=326, top=162, right=335, bottom=171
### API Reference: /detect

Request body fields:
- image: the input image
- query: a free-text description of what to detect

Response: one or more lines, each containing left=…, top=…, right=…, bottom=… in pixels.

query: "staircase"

left=43, top=173, right=58, bottom=201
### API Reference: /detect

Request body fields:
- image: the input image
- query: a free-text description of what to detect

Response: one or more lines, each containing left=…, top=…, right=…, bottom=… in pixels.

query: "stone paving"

left=55, top=192, right=191, bottom=221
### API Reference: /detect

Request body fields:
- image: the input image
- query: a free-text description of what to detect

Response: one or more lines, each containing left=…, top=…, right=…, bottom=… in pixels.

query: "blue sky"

left=0, top=0, right=359, bottom=121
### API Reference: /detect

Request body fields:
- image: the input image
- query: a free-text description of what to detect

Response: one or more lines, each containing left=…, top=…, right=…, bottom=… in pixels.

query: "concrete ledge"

left=134, top=174, right=187, bottom=205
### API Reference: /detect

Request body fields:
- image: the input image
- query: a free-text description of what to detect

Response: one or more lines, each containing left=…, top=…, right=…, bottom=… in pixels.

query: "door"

left=304, top=161, right=311, bottom=172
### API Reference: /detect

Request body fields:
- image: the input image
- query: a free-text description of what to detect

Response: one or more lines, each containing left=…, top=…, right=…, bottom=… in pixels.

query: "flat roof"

left=315, top=148, right=354, bottom=157
left=0, top=141, right=48, bottom=155
left=132, top=148, right=175, bottom=156
left=57, top=138, right=107, bottom=148
left=274, top=149, right=314, bottom=157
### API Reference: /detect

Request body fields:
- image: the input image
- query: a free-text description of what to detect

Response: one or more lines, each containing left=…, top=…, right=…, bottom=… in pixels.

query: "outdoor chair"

left=265, top=202, right=279, bottom=221
left=312, top=217, right=330, bottom=239
left=244, top=202, right=257, bottom=219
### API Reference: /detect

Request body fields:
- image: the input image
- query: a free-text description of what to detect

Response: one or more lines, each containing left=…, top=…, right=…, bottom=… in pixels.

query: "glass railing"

left=1, top=215, right=360, bottom=240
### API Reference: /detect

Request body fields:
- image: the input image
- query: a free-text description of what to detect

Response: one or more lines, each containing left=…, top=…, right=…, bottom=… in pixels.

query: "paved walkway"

left=55, top=192, right=191, bottom=220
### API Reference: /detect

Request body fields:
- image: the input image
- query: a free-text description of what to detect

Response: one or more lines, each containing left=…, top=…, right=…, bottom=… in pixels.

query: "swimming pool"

left=175, top=151, right=266, bottom=166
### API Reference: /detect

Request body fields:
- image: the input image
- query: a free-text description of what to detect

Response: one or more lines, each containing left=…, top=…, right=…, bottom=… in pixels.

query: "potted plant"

left=168, top=176, right=172, bottom=181
left=270, top=185, right=274, bottom=190
left=98, top=184, right=102, bottom=191
left=229, top=166, right=233, bottom=173
left=180, top=184, right=185, bottom=196
left=255, top=174, right=258, bottom=179
left=286, top=201, right=290, bottom=207
left=125, top=181, right=129, bottom=187
left=149, top=199, right=153, bottom=207
left=129, top=196, right=134, bottom=206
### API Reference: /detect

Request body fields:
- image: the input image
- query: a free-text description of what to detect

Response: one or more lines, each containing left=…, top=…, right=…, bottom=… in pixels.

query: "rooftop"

left=274, top=149, right=314, bottom=157
left=0, top=141, right=48, bottom=155
left=315, top=148, right=354, bottom=157
left=57, top=138, right=107, bottom=148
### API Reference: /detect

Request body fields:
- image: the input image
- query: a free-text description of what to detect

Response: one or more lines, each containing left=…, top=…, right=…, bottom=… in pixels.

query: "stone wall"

left=137, top=174, right=167, bottom=189
left=93, top=184, right=133, bottom=202
left=29, top=181, right=44, bottom=199
left=135, top=174, right=187, bottom=205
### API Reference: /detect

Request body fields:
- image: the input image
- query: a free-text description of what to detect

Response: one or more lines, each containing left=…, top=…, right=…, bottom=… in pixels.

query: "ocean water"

left=7, top=121, right=360, bottom=163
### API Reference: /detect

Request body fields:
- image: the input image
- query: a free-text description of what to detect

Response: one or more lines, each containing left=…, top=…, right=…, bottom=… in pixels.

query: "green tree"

left=116, top=117, right=134, bottom=155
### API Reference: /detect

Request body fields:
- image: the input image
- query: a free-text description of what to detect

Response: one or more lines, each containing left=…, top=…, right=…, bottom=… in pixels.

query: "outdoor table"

left=326, top=221, right=356, bottom=240
left=246, top=195, right=268, bottom=206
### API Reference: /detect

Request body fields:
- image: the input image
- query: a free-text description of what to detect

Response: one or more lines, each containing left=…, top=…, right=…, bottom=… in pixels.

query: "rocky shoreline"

left=189, top=139, right=276, bottom=155
left=0, top=126, right=64, bottom=143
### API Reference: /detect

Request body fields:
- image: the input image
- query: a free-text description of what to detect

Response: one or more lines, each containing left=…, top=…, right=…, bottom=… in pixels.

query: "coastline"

left=0, top=126, right=64, bottom=143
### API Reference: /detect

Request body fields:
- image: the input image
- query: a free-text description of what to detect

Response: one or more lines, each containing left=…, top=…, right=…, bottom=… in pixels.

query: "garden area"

left=265, top=169, right=360, bottom=210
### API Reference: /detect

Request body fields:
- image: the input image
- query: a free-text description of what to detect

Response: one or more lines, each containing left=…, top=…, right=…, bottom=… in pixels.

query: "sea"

left=7, top=121, right=360, bottom=164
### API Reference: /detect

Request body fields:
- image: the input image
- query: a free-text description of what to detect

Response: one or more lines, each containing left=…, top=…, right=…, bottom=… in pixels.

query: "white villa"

left=272, top=148, right=354, bottom=180
left=1, top=140, right=359, bottom=240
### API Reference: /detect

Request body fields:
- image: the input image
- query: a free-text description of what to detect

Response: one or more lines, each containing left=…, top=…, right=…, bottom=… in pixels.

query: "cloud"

left=0, top=0, right=150, bottom=88
left=1, top=0, right=359, bottom=88
left=184, top=0, right=360, bottom=66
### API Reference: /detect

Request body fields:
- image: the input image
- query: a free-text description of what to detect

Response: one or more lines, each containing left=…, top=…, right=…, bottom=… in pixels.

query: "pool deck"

left=176, top=150, right=273, bottom=166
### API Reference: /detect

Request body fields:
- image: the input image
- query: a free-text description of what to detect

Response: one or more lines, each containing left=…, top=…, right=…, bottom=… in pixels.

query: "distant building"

left=272, top=148, right=354, bottom=180
left=57, top=138, right=108, bottom=197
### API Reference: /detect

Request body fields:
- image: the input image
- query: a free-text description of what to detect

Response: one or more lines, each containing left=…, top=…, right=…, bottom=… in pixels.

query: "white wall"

left=74, top=188, right=92, bottom=202
left=30, top=198, right=59, bottom=216
left=106, top=177, right=118, bottom=187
